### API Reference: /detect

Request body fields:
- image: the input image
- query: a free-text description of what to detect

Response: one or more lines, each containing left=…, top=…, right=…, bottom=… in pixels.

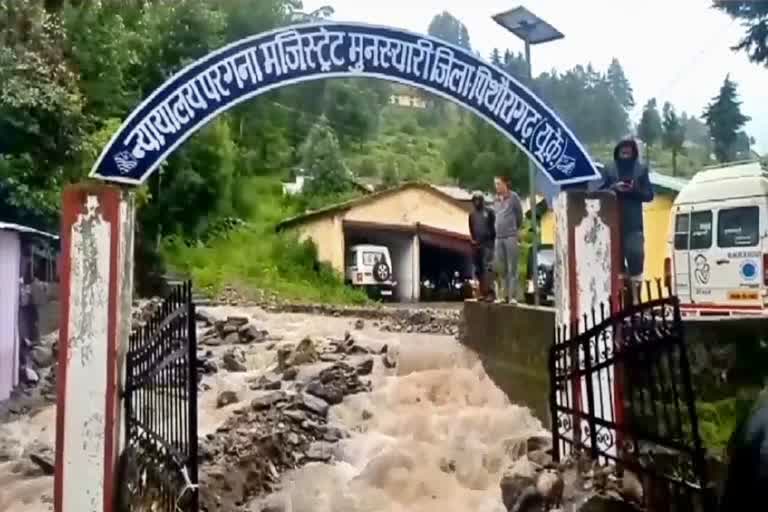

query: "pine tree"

left=702, top=75, right=751, bottom=163
left=662, top=102, right=686, bottom=176
left=490, top=48, right=502, bottom=66
left=638, top=98, right=663, bottom=160
left=713, top=1, right=768, bottom=66
left=606, top=58, right=635, bottom=110
left=299, top=117, right=352, bottom=197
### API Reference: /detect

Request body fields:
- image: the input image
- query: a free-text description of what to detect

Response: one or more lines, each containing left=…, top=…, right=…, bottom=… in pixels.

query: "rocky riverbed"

left=0, top=302, right=642, bottom=512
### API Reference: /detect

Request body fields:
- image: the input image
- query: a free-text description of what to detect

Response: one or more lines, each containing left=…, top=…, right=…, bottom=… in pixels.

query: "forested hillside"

left=0, top=1, right=757, bottom=301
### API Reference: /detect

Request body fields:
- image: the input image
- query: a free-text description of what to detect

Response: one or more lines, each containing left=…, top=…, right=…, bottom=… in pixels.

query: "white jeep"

left=345, top=244, right=397, bottom=299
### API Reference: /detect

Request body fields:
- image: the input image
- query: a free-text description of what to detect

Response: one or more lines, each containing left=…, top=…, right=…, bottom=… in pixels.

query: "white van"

left=666, top=161, right=768, bottom=316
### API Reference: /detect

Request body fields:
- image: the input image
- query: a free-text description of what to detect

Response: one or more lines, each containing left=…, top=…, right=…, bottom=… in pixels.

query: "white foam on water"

left=263, top=332, right=546, bottom=512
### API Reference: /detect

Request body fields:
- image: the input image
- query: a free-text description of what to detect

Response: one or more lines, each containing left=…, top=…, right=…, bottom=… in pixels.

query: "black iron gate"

left=550, top=283, right=715, bottom=511
left=121, top=281, right=199, bottom=511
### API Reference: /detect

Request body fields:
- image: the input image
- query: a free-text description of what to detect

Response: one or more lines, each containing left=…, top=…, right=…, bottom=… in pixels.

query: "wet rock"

left=356, top=357, right=374, bottom=376
left=439, top=458, right=457, bottom=473
left=239, top=324, right=268, bottom=343
left=200, top=332, right=224, bottom=347
left=226, top=315, right=249, bottom=328
left=277, top=337, right=319, bottom=370
left=527, top=449, right=553, bottom=469
left=216, top=390, right=239, bottom=408
left=196, top=309, right=218, bottom=326
left=535, top=470, right=564, bottom=509
left=221, top=348, right=247, bottom=372
left=282, top=367, right=298, bottom=381
left=501, top=458, right=538, bottom=511
left=306, top=381, right=343, bottom=405
left=0, top=437, right=19, bottom=462
left=319, top=353, right=344, bottom=363
left=579, top=493, right=643, bottom=512
left=354, top=318, right=365, bottom=330
left=31, top=346, right=55, bottom=368
left=29, top=452, right=55, bottom=476
left=251, top=391, right=288, bottom=410
left=383, top=351, right=397, bottom=369
left=250, top=375, right=282, bottom=391
left=620, top=470, right=643, bottom=504
left=23, top=367, right=39, bottom=384
left=526, top=435, right=552, bottom=454
left=223, top=332, right=240, bottom=345
left=305, top=441, right=334, bottom=462
left=298, top=392, right=329, bottom=417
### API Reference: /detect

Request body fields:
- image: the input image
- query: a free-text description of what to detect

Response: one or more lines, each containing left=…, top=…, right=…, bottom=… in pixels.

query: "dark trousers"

left=473, top=244, right=494, bottom=298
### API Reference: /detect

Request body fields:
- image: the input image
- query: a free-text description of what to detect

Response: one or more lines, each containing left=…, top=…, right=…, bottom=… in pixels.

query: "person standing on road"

left=468, top=191, right=495, bottom=301
left=493, top=175, right=523, bottom=304
left=601, top=138, right=653, bottom=301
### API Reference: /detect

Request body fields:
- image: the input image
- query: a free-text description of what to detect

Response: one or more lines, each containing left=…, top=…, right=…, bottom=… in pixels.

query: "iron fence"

left=550, top=280, right=716, bottom=511
left=120, top=281, right=199, bottom=512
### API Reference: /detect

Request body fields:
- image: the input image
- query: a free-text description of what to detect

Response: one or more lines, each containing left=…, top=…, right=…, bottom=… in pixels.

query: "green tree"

left=638, top=98, right=663, bottom=160
left=299, top=117, right=352, bottom=197
left=606, top=58, right=635, bottom=110
left=427, top=11, right=471, bottom=50
left=713, top=1, right=768, bottom=66
left=662, top=102, right=686, bottom=176
left=490, top=48, right=502, bottom=66
left=702, top=75, right=751, bottom=163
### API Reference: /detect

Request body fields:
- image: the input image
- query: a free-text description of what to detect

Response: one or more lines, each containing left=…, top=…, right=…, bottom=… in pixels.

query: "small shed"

left=0, top=222, right=59, bottom=401
left=277, top=182, right=474, bottom=302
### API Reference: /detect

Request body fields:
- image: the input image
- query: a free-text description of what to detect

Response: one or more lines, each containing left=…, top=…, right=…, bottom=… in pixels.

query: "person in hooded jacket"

left=601, top=138, right=654, bottom=296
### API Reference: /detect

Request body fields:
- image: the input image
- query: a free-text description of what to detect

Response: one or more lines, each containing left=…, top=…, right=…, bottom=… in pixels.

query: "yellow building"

left=277, top=183, right=474, bottom=302
left=538, top=172, right=689, bottom=282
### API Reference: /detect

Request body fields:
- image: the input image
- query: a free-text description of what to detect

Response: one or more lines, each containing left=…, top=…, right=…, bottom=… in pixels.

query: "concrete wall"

left=461, top=300, right=768, bottom=443
left=461, top=301, right=555, bottom=427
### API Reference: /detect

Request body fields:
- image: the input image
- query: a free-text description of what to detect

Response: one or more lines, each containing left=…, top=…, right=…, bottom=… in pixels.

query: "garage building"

left=276, top=183, right=475, bottom=302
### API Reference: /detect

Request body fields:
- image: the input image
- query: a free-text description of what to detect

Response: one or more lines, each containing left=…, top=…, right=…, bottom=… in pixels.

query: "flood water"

left=0, top=307, right=546, bottom=512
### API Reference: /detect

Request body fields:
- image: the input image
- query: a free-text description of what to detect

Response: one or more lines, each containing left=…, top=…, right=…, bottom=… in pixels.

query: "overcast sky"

left=303, top=0, right=767, bottom=154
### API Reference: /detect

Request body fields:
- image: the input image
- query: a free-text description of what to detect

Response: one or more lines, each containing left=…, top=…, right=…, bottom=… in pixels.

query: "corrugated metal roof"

left=433, top=185, right=473, bottom=201
left=0, top=222, right=58, bottom=240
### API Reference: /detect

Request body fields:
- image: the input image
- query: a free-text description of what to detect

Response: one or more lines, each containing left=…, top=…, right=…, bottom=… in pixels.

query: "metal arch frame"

left=89, top=21, right=600, bottom=188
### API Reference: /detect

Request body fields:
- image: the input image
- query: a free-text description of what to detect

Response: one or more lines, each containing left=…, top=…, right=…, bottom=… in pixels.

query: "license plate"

left=380, top=290, right=393, bottom=296
left=728, top=291, right=759, bottom=300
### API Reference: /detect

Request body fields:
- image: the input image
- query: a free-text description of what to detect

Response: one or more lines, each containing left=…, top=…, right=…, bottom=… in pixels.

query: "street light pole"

left=492, top=6, right=564, bottom=307
left=523, top=40, right=540, bottom=306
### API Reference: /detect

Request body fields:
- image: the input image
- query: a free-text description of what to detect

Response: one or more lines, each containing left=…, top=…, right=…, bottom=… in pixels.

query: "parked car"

left=345, top=244, right=397, bottom=299
left=524, top=243, right=555, bottom=305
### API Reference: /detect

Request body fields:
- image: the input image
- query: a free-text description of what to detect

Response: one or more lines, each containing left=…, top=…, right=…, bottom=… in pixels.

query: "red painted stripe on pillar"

left=54, top=187, right=79, bottom=512
left=102, top=187, right=121, bottom=512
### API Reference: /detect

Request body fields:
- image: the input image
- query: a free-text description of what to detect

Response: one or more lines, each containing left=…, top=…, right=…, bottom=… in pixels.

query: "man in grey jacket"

left=493, top=175, right=524, bottom=304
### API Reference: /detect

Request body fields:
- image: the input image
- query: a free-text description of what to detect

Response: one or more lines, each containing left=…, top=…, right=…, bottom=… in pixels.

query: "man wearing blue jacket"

left=601, top=138, right=654, bottom=293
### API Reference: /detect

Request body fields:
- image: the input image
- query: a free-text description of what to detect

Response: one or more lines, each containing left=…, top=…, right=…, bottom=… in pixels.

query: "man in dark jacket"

left=469, top=191, right=495, bottom=301
left=601, top=138, right=654, bottom=296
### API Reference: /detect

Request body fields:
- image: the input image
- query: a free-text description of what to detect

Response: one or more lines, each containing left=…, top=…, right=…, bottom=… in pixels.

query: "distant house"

left=276, top=182, right=473, bottom=302
left=281, top=173, right=371, bottom=196
left=535, top=171, right=689, bottom=283
left=0, top=222, right=59, bottom=401
left=390, top=94, right=427, bottom=109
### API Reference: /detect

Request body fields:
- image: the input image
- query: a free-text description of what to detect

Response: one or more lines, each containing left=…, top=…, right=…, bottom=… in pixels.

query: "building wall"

left=343, top=187, right=470, bottom=235
left=539, top=192, right=675, bottom=282
left=295, top=215, right=345, bottom=273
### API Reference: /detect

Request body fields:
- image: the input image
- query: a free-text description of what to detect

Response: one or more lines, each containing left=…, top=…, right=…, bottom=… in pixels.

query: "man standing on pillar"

left=601, top=138, right=654, bottom=300
left=469, top=191, right=495, bottom=302
left=493, top=175, right=523, bottom=304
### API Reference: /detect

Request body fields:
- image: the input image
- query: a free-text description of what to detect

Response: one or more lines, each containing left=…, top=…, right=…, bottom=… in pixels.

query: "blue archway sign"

left=90, top=22, right=600, bottom=186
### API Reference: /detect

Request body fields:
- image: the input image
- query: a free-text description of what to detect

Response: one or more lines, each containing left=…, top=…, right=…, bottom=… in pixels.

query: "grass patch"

left=161, top=177, right=368, bottom=305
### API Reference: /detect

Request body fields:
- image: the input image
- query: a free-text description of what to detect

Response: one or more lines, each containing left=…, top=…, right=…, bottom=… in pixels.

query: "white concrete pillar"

left=412, top=234, right=421, bottom=301
left=54, top=185, right=135, bottom=512
left=552, top=190, right=623, bottom=458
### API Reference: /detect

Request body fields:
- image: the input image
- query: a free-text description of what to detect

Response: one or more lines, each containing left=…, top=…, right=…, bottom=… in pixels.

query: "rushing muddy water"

left=0, top=307, right=546, bottom=512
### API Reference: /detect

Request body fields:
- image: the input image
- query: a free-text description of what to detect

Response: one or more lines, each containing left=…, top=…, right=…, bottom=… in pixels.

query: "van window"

left=690, top=211, right=712, bottom=250
left=718, top=206, right=759, bottom=248
left=674, top=214, right=690, bottom=249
